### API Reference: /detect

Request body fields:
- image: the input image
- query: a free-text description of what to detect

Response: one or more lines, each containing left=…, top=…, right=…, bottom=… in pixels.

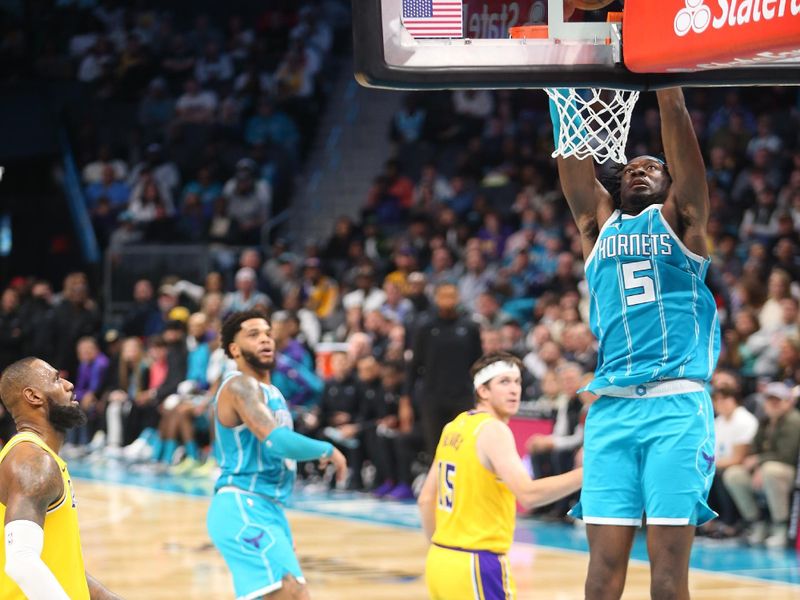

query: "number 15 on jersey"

left=438, top=462, right=455, bottom=511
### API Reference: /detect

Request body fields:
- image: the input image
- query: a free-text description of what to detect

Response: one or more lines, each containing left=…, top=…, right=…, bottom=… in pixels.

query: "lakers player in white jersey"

left=0, top=357, right=121, bottom=600
left=555, top=87, right=719, bottom=600
left=418, top=352, right=583, bottom=600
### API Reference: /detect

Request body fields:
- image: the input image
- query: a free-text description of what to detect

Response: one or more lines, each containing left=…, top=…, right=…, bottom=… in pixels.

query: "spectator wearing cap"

left=706, top=375, right=759, bottom=537
left=723, top=381, right=800, bottom=548
left=301, top=258, right=339, bottom=321
left=222, top=267, right=272, bottom=317
left=222, top=158, right=272, bottom=245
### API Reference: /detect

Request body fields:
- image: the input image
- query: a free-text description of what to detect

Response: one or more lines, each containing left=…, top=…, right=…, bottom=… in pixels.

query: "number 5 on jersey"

left=622, top=259, right=656, bottom=306
left=438, top=462, right=455, bottom=511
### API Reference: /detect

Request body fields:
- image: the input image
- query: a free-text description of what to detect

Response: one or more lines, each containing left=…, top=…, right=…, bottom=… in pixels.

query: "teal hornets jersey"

left=584, top=204, right=720, bottom=394
left=212, top=370, right=296, bottom=503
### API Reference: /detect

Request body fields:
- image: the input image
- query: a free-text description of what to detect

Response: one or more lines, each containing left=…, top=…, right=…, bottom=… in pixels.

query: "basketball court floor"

left=70, top=461, right=799, bottom=600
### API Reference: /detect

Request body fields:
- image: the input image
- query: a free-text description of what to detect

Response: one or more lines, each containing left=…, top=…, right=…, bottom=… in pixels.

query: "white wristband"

left=4, top=520, right=70, bottom=600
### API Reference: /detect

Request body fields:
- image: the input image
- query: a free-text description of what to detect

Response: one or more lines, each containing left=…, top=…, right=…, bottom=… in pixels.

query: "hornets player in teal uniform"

left=207, top=310, right=346, bottom=600
left=555, top=88, right=720, bottom=600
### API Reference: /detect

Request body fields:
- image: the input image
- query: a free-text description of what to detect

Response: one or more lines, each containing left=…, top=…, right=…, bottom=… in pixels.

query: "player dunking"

left=555, top=88, right=720, bottom=599
left=418, top=351, right=583, bottom=599
left=0, top=357, right=122, bottom=600
left=206, top=310, right=346, bottom=600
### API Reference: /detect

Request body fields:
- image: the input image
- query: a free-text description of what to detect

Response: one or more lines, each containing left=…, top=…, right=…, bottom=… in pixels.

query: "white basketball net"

left=545, top=88, right=640, bottom=164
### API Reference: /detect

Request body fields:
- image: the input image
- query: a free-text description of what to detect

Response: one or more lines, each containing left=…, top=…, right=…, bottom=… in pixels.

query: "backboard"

left=352, top=0, right=800, bottom=90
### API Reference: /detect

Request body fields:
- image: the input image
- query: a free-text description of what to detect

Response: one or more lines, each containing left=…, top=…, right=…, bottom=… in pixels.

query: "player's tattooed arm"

left=3, top=444, right=63, bottom=526
left=227, top=375, right=278, bottom=441
left=657, top=87, right=710, bottom=257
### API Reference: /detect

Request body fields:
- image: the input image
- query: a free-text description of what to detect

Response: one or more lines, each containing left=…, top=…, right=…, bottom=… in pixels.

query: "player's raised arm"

left=2, top=445, right=71, bottom=600
left=476, top=419, right=582, bottom=510
left=657, top=87, right=710, bottom=257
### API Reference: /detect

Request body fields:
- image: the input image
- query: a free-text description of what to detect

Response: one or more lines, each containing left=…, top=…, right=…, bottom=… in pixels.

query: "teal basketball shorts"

left=570, top=385, right=717, bottom=526
left=207, top=488, right=304, bottom=599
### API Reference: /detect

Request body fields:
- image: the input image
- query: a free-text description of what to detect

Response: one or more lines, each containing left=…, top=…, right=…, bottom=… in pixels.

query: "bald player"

left=0, top=357, right=122, bottom=600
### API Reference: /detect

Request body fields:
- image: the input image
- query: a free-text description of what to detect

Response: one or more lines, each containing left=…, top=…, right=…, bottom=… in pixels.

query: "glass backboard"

left=352, top=0, right=800, bottom=90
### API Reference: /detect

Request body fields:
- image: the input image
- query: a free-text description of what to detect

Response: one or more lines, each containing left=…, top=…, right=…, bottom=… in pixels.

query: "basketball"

left=570, top=0, right=617, bottom=9
left=563, top=0, right=617, bottom=20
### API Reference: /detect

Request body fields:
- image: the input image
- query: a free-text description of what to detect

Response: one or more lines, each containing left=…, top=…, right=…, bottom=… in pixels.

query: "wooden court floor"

left=75, top=481, right=799, bottom=600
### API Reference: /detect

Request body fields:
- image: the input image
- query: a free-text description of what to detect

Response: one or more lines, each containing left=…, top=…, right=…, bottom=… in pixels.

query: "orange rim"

left=509, top=25, right=548, bottom=40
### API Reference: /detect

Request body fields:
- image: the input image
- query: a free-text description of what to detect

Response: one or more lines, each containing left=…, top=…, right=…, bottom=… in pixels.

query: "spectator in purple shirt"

left=66, top=336, right=110, bottom=449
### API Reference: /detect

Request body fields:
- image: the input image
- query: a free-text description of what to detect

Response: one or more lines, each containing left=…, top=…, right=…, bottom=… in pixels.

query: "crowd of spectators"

left=1, top=2, right=800, bottom=548
left=3, top=0, right=350, bottom=250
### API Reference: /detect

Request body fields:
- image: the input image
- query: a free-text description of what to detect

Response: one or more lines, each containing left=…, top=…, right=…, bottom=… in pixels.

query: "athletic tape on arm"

left=265, top=427, right=334, bottom=461
left=4, top=520, right=70, bottom=600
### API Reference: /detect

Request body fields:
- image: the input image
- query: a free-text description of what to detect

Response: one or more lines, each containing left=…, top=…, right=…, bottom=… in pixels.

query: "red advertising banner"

left=623, top=0, right=800, bottom=72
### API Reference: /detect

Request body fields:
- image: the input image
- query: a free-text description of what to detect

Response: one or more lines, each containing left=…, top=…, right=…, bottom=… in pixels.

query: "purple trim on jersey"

left=478, top=550, right=507, bottom=600
left=432, top=542, right=501, bottom=555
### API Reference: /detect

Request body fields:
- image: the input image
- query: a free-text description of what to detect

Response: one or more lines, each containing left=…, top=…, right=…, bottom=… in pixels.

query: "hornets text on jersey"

left=584, top=204, right=720, bottom=394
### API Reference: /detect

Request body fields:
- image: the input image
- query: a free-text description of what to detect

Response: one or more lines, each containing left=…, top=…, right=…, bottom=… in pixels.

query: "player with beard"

left=554, top=88, right=720, bottom=599
left=0, top=357, right=122, bottom=599
left=206, top=310, right=346, bottom=600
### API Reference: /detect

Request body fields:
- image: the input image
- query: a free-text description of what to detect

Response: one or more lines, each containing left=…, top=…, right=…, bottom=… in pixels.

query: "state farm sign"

left=623, top=0, right=800, bottom=72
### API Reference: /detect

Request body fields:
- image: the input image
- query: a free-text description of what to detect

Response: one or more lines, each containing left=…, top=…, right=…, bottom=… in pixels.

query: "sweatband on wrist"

left=265, top=427, right=334, bottom=461
left=4, top=520, right=70, bottom=600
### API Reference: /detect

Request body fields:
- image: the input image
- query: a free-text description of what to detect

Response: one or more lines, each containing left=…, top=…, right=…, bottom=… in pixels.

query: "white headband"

left=473, top=361, right=521, bottom=389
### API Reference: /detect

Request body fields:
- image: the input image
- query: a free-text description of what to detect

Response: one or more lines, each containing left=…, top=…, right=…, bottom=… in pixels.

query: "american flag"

left=402, top=0, right=463, bottom=39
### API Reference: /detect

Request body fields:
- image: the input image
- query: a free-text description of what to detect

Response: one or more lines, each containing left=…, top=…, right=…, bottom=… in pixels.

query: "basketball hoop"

left=506, top=25, right=639, bottom=164
left=545, top=87, right=640, bottom=164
